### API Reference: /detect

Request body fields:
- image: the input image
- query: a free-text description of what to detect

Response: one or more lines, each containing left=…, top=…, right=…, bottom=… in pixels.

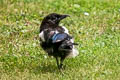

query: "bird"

left=39, top=13, right=79, bottom=69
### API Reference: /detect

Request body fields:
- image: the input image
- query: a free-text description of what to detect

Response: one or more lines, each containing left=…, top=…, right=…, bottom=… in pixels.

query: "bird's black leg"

left=55, top=57, right=60, bottom=69
left=59, top=56, right=66, bottom=69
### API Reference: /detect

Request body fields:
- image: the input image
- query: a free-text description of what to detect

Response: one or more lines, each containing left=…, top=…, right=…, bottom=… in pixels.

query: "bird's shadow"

left=31, top=63, right=60, bottom=74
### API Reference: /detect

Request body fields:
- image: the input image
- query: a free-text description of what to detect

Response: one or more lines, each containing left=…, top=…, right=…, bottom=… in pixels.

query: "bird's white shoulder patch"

left=55, top=30, right=59, bottom=34
left=39, top=31, right=45, bottom=42
left=62, top=26, right=69, bottom=34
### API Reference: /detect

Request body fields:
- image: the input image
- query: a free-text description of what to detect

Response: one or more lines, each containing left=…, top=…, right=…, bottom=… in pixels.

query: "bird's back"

left=40, top=28, right=72, bottom=56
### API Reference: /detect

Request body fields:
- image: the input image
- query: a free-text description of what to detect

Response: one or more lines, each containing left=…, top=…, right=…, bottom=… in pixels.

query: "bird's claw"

left=58, top=64, right=66, bottom=70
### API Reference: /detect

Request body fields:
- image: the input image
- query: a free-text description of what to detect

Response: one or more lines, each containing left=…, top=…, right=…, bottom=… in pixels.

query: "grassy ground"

left=0, top=0, right=120, bottom=80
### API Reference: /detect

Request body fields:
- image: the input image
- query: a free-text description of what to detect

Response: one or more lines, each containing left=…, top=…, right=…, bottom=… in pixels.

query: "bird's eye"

left=51, top=17, right=55, bottom=20
left=51, top=17, right=58, bottom=22
left=56, top=15, right=60, bottom=18
left=51, top=17, right=57, bottom=20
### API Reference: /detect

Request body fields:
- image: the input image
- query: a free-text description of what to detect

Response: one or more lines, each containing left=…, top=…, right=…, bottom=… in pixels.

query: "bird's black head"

left=42, top=13, right=70, bottom=25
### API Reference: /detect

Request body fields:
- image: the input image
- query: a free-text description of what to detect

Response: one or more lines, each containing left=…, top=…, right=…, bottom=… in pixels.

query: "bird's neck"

left=41, top=23, right=59, bottom=30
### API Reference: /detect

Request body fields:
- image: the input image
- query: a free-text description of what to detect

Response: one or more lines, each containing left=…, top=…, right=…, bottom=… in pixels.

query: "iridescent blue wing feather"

left=52, top=33, right=68, bottom=43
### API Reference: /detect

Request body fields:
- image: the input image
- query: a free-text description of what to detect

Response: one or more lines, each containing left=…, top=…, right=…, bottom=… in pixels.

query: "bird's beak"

left=72, top=43, right=78, bottom=45
left=59, top=14, right=70, bottom=20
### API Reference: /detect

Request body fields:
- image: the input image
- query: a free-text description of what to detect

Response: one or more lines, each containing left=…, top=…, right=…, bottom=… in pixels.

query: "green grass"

left=0, top=0, right=120, bottom=80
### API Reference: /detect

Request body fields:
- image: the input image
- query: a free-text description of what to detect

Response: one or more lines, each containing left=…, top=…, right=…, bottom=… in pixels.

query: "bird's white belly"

left=39, top=31, right=45, bottom=42
left=67, top=47, right=79, bottom=58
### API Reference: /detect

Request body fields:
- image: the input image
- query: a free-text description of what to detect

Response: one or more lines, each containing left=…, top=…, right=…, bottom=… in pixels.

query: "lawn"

left=0, top=0, right=120, bottom=80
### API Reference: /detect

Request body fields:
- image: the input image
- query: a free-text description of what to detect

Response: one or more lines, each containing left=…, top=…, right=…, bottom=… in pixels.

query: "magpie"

left=39, top=13, right=79, bottom=69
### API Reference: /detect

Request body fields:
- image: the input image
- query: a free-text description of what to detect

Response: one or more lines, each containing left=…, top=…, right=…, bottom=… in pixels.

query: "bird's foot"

left=59, top=64, right=66, bottom=70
